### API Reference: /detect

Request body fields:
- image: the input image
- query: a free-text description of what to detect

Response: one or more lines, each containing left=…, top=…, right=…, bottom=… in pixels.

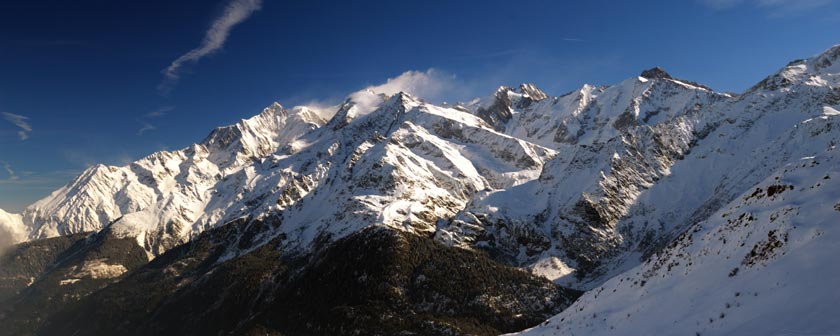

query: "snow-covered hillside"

left=508, top=44, right=840, bottom=336
left=516, top=115, right=840, bottom=336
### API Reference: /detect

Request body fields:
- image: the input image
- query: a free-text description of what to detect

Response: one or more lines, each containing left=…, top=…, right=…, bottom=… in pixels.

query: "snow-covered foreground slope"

left=516, top=116, right=840, bottom=335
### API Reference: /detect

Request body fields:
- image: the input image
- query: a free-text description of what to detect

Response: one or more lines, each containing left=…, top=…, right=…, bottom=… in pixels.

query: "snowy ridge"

left=461, top=70, right=726, bottom=149
left=440, top=68, right=730, bottom=286
left=0, top=87, right=555, bottom=258
left=7, top=103, right=335, bottom=255
left=243, top=92, right=556, bottom=254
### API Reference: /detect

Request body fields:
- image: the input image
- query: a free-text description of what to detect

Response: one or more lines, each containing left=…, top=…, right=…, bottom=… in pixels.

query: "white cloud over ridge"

left=2, top=112, right=32, bottom=140
left=363, top=69, right=455, bottom=99
left=159, top=0, right=262, bottom=95
left=347, top=69, right=458, bottom=116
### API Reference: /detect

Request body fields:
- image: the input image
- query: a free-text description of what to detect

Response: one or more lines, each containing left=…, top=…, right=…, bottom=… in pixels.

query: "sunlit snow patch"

left=822, top=105, right=840, bottom=116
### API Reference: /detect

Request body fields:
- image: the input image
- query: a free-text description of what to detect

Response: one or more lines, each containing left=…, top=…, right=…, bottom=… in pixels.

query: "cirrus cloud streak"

left=159, top=0, right=262, bottom=95
left=2, top=112, right=32, bottom=140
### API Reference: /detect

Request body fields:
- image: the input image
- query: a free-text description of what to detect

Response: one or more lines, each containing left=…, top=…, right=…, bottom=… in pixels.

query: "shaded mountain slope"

left=33, top=224, right=579, bottom=336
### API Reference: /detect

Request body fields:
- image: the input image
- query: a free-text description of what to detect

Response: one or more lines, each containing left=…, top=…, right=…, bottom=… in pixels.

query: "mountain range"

left=1, top=45, right=840, bottom=335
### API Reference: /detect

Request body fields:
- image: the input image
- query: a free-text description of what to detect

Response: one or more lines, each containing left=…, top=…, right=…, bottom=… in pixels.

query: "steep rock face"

left=473, top=84, right=550, bottom=131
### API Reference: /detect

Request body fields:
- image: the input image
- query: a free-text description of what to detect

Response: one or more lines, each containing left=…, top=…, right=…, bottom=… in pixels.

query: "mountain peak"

left=639, top=67, right=672, bottom=80
left=389, top=90, right=417, bottom=102
left=259, top=101, right=287, bottom=118
left=750, top=45, right=840, bottom=93
left=811, top=44, right=840, bottom=72
left=639, top=67, right=717, bottom=91
left=517, top=83, right=548, bottom=101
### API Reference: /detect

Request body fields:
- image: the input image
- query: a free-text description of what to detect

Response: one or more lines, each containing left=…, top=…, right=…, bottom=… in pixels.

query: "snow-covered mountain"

left=512, top=44, right=840, bottom=336
left=3, top=103, right=334, bottom=254
left=2, top=43, right=840, bottom=336
left=2, top=86, right=559, bottom=260
left=0, top=61, right=733, bottom=272
left=446, top=45, right=840, bottom=289
left=441, top=67, right=732, bottom=287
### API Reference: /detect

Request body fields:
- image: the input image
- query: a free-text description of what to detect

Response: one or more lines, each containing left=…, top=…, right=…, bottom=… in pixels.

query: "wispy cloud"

left=137, top=121, right=156, bottom=135
left=158, top=0, right=263, bottom=95
left=698, top=0, right=834, bottom=15
left=135, top=105, right=175, bottom=136
left=1, top=162, right=18, bottom=181
left=2, top=112, right=32, bottom=140
left=60, top=148, right=138, bottom=169
left=0, top=175, right=66, bottom=186
left=146, top=106, right=175, bottom=118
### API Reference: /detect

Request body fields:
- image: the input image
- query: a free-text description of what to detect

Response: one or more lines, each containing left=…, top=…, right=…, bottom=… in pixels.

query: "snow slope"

left=516, top=115, right=840, bottom=335
left=511, top=44, right=840, bottom=335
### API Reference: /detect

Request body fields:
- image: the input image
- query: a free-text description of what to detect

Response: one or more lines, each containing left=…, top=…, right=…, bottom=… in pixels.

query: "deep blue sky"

left=1, top=0, right=839, bottom=211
